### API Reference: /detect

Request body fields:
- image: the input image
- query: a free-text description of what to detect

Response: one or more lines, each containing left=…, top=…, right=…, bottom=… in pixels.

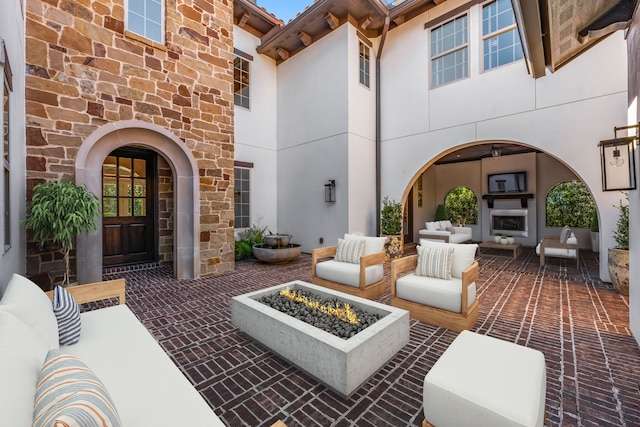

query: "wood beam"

left=359, top=15, right=372, bottom=30
left=275, top=47, right=289, bottom=61
left=393, top=15, right=405, bottom=26
left=298, top=31, right=312, bottom=46
left=238, top=12, right=250, bottom=28
left=433, top=0, right=446, bottom=5
left=325, top=12, right=339, bottom=30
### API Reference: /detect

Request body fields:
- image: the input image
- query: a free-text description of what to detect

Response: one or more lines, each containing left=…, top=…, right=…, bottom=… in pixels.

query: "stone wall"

left=25, top=0, right=235, bottom=287
left=158, top=155, right=174, bottom=266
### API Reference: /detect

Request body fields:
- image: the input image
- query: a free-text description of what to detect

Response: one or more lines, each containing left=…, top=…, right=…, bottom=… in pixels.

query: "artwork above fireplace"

left=490, top=209, right=528, bottom=237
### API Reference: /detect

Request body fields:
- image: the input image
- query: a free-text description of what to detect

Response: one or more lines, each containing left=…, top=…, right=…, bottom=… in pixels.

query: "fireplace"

left=490, top=209, right=528, bottom=237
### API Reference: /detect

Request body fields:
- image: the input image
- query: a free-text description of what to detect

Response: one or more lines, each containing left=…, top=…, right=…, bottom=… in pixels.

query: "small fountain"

left=252, top=233, right=302, bottom=264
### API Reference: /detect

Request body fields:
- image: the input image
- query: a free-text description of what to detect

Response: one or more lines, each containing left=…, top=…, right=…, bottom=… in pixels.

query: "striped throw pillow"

left=334, top=238, right=365, bottom=264
left=52, top=285, right=81, bottom=345
left=416, top=246, right=454, bottom=280
left=33, top=349, right=122, bottom=427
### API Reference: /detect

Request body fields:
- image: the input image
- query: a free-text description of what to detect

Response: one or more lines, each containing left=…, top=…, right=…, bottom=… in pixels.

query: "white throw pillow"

left=0, top=274, right=59, bottom=349
left=560, top=226, right=571, bottom=243
left=419, top=240, right=478, bottom=279
left=425, top=221, right=438, bottom=231
left=0, top=311, right=50, bottom=427
left=344, top=233, right=385, bottom=256
left=440, top=220, right=453, bottom=229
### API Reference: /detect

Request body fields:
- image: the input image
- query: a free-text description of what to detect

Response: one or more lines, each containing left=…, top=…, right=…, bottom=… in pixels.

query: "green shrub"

left=546, top=180, right=595, bottom=228
left=234, top=223, right=268, bottom=260
left=435, top=204, right=448, bottom=221
left=613, top=195, right=629, bottom=250
left=380, top=197, right=403, bottom=235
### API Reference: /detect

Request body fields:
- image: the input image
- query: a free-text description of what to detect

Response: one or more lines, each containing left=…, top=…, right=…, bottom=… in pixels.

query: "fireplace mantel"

left=482, top=193, right=534, bottom=208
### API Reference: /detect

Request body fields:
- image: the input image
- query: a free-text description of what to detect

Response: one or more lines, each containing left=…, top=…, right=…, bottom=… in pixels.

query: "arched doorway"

left=74, top=121, right=199, bottom=283
left=403, top=141, right=600, bottom=251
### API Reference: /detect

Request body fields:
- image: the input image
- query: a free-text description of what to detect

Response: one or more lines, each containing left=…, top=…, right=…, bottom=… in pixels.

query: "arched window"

left=545, top=180, right=595, bottom=227
left=444, top=186, right=478, bottom=225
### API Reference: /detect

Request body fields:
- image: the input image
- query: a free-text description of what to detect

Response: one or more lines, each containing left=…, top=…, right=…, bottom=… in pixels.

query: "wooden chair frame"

left=390, top=255, right=479, bottom=332
left=539, top=235, right=579, bottom=267
left=45, top=279, right=126, bottom=305
left=311, top=246, right=387, bottom=299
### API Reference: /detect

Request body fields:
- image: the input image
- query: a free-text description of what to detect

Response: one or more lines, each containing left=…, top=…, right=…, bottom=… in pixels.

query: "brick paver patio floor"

left=104, top=247, right=640, bottom=426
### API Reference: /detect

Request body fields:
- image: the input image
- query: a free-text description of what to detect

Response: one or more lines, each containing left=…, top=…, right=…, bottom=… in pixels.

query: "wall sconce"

left=598, top=123, right=639, bottom=191
left=325, top=180, right=336, bottom=203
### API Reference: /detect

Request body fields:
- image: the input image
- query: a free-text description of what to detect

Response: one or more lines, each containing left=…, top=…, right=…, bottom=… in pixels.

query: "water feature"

left=252, top=234, right=302, bottom=263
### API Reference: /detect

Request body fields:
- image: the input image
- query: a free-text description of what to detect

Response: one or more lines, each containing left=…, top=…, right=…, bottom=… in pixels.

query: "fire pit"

left=231, top=281, right=410, bottom=398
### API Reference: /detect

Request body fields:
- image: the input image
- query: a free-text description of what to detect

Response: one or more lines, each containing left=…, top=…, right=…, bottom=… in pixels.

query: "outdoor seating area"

left=102, top=247, right=640, bottom=426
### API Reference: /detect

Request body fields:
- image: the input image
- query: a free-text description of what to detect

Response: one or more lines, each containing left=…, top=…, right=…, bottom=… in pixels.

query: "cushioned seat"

left=312, top=234, right=387, bottom=299
left=536, top=226, right=579, bottom=267
left=314, top=260, right=383, bottom=288
left=391, top=240, right=479, bottom=332
left=395, top=274, right=475, bottom=313
left=423, top=331, right=546, bottom=427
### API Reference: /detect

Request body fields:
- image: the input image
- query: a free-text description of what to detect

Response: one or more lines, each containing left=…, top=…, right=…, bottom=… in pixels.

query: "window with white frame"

left=431, top=14, right=468, bottom=87
left=482, top=0, right=523, bottom=70
left=1, top=40, right=11, bottom=251
left=234, top=166, right=251, bottom=229
left=359, top=41, right=370, bottom=88
left=126, top=0, right=164, bottom=44
left=234, top=54, right=250, bottom=109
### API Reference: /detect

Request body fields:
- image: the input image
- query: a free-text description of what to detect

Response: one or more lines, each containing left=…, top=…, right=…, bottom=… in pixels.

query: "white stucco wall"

left=274, top=23, right=382, bottom=250
left=233, top=27, right=278, bottom=233
left=380, top=1, right=628, bottom=281
left=0, top=0, right=26, bottom=291
left=347, top=27, right=377, bottom=236
left=627, top=6, right=640, bottom=344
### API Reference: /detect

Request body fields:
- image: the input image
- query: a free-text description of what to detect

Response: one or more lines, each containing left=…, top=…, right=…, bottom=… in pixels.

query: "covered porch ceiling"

left=234, top=0, right=638, bottom=75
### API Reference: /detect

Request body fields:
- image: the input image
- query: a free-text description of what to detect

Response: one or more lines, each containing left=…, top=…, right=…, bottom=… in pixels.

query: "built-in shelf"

left=482, top=193, right=534, bottom=209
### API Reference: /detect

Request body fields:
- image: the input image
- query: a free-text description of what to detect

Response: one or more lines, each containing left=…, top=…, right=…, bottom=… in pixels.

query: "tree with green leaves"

left=545, top=180, right=595, bottom=228
left=445, top=187, right=478, bottom=225
left=23, top=180, right=101, bottom=287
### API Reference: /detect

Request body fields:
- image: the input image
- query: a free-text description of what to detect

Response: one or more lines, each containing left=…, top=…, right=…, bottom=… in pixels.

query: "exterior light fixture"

left=491, top=145, right=502, bottom=157
left=325, top=180, right=336, bottom=203
left=598, top=123, right=639, bottom=191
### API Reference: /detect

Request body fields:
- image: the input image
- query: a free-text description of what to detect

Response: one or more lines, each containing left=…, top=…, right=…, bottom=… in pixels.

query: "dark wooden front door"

left=102, top=148, right=157, bottom=266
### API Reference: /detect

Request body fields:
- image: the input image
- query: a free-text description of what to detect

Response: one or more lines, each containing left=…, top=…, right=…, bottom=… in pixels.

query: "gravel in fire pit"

left=259, top=289, right=385, bottom=339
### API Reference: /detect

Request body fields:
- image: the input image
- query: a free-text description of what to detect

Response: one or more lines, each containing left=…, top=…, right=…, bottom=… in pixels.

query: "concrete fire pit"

left=231, top=281, right=410, bottom=398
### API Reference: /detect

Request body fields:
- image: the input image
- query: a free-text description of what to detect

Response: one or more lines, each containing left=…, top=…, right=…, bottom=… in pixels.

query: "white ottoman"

left=423, top=331, right=546, bottom=427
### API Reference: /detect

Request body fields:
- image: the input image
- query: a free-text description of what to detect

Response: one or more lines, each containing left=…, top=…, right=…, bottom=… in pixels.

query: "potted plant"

left=23, top=179, right=100, bottom=288
left=493, top=233, right=502, bottom=244
left=608, top=195, right=628, bottom=295
left=381, top=196, right=403, bottom=259
left=506, top=234, right=515, bottom=245
left=590, top=209, right=599, bottom=253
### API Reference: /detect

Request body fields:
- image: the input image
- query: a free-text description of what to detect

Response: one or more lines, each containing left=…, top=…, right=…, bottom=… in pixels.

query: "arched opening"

left=74, top=121, right=199, bottom=283
left=403, top=141, right=600, bottom=251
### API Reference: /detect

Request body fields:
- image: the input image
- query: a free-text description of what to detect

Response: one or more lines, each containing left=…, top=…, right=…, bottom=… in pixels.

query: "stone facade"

left=25, top=0, right=235, bottom=287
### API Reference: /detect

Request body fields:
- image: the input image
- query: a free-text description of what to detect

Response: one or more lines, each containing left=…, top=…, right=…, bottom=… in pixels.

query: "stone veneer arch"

left=75, top=120, right=200, bottom=283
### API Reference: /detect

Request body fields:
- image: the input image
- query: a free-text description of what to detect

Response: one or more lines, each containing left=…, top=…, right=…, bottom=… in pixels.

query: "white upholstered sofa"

left=391, top=240, right=479, bottom=332
left=536, top=226, right=579, bottom=267
left=418, top=220, right=473, bottom=244
left=0, top=274, right=224, bottom=427
left=312, top=233, right=387, bottom=299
